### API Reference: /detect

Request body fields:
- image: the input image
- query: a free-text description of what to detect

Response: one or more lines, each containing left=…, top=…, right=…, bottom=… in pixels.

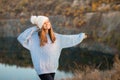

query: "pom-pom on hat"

left=30, top=16, right=38, bottom=24
left=30, top=15, right=49, bottom=29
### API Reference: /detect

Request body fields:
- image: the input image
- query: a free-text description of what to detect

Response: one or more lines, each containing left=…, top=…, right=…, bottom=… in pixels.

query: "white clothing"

left=17, top=26, right=85, bottom=75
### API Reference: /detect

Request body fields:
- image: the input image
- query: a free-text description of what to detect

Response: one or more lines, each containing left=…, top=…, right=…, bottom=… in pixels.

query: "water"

left=0, top=63, right=73, bottom=80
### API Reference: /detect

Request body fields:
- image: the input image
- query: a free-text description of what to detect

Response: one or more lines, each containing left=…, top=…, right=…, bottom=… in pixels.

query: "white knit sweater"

left=17, top=26, right=85, bottom=75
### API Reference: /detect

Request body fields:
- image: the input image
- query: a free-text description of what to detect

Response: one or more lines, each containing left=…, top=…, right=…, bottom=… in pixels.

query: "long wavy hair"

left=38, top=25, right=56, bottom=46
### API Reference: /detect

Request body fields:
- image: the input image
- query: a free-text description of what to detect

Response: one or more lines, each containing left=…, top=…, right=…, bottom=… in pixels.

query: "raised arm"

left=17, top=26, right=38, bottom=50
left=57, top=33, right=86, bottom=49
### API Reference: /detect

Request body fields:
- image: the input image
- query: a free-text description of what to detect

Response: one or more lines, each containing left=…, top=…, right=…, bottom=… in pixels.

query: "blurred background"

left=0, top=0, right=120, bottom=80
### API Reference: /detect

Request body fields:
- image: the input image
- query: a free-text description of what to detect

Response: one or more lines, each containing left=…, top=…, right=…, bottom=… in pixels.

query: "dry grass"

left=64, top=54, right=120, bottom=80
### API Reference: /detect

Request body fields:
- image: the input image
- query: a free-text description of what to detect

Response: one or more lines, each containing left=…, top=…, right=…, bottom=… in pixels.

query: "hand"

left=84, top=33, right=87, bottom=39
left=35, top=25, right=40, bottom=32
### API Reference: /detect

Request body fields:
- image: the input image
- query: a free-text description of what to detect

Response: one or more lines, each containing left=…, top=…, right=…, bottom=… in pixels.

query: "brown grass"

left=64, top=54, right=120, bottom=80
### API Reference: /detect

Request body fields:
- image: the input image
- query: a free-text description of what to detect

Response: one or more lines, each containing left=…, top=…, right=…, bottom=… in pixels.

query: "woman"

left=17, top=15, right=87, bottom=80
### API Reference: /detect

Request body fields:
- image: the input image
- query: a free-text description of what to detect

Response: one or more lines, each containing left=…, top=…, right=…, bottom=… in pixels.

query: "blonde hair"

left=38, top=25, right=56, bottom=46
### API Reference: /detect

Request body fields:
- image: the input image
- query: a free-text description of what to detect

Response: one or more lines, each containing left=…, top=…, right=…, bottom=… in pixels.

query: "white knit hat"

left=30, top=15, right=49, bottom=29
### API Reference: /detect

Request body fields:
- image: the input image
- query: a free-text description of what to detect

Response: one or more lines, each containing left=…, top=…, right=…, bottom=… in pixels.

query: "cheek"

left=47, top=26, right=51, bottom=29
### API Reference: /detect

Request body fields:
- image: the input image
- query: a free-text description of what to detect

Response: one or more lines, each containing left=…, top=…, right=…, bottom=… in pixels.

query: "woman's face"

left=43, top=20, right=51, bottom=30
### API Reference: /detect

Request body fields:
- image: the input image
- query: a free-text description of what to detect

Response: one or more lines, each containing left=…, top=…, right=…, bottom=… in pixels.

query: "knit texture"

left=30, top=16, right=48, bottom=29
left=17, top=26, right=85, bottom=75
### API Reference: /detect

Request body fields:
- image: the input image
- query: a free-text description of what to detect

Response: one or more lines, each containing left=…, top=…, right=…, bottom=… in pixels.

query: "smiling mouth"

left=43, top=28, right=50, bottom=30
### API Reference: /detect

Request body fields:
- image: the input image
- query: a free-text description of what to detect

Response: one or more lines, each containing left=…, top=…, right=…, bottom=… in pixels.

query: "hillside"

left=0, top=0, right=120, bottom=19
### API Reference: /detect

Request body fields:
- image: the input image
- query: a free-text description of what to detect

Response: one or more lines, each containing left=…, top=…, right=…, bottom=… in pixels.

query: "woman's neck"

left=44, top=29, right=48, bottom=34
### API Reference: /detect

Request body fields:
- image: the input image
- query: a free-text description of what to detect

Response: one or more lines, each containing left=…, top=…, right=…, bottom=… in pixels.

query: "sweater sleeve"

left=17, top=26, right=38, bottom=50
left=57, top=33, right=85, bottom=49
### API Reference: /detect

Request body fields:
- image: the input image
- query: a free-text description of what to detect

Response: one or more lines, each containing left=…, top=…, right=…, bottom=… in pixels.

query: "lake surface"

left=0, top=63, right=73, bottom=80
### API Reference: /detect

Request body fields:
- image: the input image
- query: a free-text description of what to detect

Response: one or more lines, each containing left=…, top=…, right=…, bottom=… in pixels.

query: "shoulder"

left=54, top=32, right=60, bottom=36
left=54, top=32, right=62, bottom=37
left=54, top=32, right=62, bottom=40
